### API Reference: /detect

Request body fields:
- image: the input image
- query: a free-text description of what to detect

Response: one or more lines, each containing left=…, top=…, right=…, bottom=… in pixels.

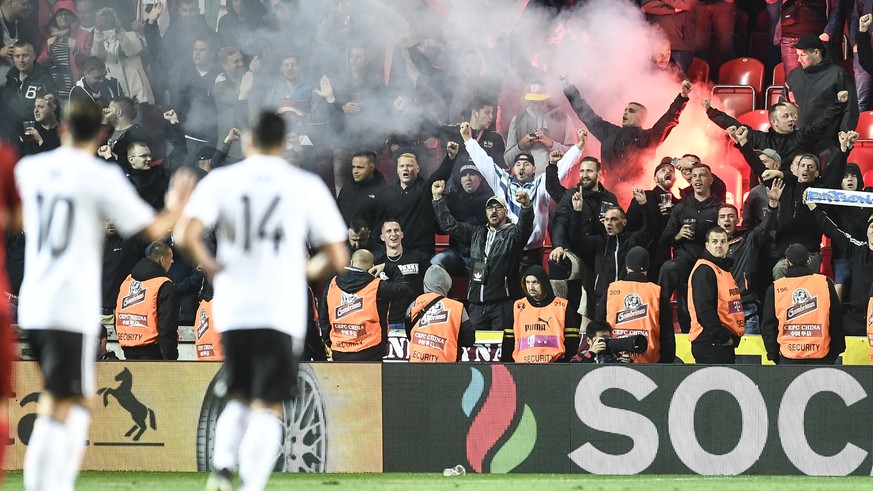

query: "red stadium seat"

left=765, top=86, right=786, bottom=108
left=849, top=146, right=873, bottom=173
left=772, top=63, right=785, bottom=86
left=855, top=111, right=873, bottom=142
left=688, top=57, right=709, bottom=84
left=737, top=110, right=770, bottom=132
left=719, top=58, right=765, bottom=94
left=711, top=86, right=756, bottom=117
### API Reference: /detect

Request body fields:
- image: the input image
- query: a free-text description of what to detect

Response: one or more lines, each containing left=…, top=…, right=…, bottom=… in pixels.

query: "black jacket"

left=705, top=101, right=845, bottom=170
left=3, top=64, right=57, bottom=136
left=546, top=162, right=617, bottom=251
left=69, top=76, right=125, bottom=108
left=564, top=84, right=687, bottom=182
left=812, top=206, right=873, bottom=335
left=20, top=124, right=60, bottom=156
left=786, top=58, right=858, bottom=153
left=775, top=148, right=847, bottom=253
left=661, top=193, right=724, bottom=262
left=433, top=198, right=534, bottom=304
left=383, top=248, right=431, bottom=324
left=430, top=153, right=491, bottom=257
left=727, top=203, right=778, bottom=305
left=336, top=169, right=388, bottom=229
left=761, top=265, right=844, bottom=363
left=376, top=175, right=437, bottom=255
left=689, top=251, right=741, bottom=346
left=626, top=186, right=673, bottom=280
left=319, top=266, right=411, bottom=361
left=570, top=200, right=658, bottom=317
left=122, top=258, right=179, bottom=360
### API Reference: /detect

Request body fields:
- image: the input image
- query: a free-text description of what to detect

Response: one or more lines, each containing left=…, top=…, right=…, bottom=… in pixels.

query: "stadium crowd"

left=2, top=0, right=873, bottom=366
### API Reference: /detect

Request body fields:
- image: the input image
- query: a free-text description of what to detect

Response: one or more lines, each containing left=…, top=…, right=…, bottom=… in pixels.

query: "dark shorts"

left=221, top=329, right=298, bottom=404
left=26, top=329, right=96, bottom=397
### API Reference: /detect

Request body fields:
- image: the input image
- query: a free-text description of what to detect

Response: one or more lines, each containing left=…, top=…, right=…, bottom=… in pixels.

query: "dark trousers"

left=658, top=255, right=696, bottom=333
left=691, top=340, right=736, bottom=364
left=467, top=300, right=513, bottom=332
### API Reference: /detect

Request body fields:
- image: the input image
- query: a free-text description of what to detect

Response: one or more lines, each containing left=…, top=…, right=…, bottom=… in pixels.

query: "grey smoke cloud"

left=233, top=0, right=736, bottom=198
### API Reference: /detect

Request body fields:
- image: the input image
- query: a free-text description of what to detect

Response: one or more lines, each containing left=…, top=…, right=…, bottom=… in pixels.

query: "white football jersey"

left=15, top=146, right=155, bottom=335
left=183, top=154, right=346, bottom=336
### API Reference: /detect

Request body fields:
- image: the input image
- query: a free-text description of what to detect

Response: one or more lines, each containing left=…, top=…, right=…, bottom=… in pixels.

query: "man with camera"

left=570, top=321, right=640, bottom=364
left=687, top=226, right=746, bottom=364
left=604, top=247, right=675, bottom=364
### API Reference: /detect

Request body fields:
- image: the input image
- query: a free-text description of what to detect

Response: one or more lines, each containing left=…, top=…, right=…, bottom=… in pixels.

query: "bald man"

left=320, top=249, right=412, bottom=361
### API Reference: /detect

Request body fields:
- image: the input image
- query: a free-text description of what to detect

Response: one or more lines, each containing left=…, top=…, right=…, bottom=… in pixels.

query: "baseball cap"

left=794, top=34, right=826, bottom=52
left=785, top=243, right=810, bottom=265
left=654, top=157, right=674, bottom=175
left=755, top=148, right=782, bottom=168
left=524, top=82, right=551, bottom=101
left=514, top=152, right=535, bottom=166
left=485, top=195, right=507, bottom=209
left=625, top=246, right=650, bottom=272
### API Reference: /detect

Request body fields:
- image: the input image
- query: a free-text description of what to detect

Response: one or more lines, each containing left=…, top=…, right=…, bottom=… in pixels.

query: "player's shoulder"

left=19, top=146, right=110, bottom=170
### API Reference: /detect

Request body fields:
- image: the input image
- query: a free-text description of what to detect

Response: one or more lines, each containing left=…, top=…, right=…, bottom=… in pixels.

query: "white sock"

left=24, top=416, right=69, bottom=491
left=238, top=409, right=282, bottom=491
left=212, top=400, right=251, bottom=471
left=61, top=405, right=91, bottom=488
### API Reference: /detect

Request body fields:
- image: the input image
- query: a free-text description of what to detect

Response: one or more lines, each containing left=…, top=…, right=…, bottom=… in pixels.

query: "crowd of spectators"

left=2, top=0, right=872, bottom=364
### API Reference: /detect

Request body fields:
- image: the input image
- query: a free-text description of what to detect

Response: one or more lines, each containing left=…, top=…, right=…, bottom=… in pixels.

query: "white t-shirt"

left=183, top=154, right=347, bottom=336
left=15, top=146, right=155, bottom=335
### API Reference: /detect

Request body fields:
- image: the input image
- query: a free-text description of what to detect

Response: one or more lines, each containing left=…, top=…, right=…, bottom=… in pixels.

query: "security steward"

left=194, top=278, right=222, bottom=361
left=115, top=241, right=180, bottom=360
left=604, top=246, right=675, bottom=363
left=320, top=249, right=411, bottom=361
left=505, top=265, right=573, bottom=363
left=405, top=265, right=475, bottom=362
left=762, top=244, right=844, bottom=364
left=687, top=227, right=745, bottom=364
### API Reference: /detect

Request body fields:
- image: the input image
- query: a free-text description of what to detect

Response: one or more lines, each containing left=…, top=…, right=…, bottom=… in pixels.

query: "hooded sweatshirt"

left=824, top=162, right=869, bottom=260
left=501, top=265, right=577, bottom=362
left=120, top=257, right=179, bottom=360
left=404, top=265, right=475, bottom=349
left=318, top=266, right=411, bottom=361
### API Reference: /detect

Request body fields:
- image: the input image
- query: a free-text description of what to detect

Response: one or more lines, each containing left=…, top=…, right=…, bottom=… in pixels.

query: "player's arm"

left=307, top=242, right=350, bottom=281
left=174, top=216, right=221, bottom=281
left=139, top=169, right=198, bottom=241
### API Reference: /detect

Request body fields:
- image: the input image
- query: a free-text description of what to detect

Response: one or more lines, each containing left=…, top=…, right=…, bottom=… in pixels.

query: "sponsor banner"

left=804, top=188, right=873, bottom=208
left=383, top=364, right=873, bottom=475
left=4, top=362, right=382, bottom=473
left=386, top=329, right=503, bottom=362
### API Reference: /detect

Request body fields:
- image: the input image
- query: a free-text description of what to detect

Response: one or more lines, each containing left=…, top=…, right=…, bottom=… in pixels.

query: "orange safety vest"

left=774, top=274, right=831, bottom=360
left=408, top=293, right=464, bottom=363
left=512, top=296, right=567, bottom=363
left=327, top=277, right=382, bottom=352
left=115, top=276, right=170, bottom=348
left=688, top=259, right=745, bottom=342
left=194, top=299, right=223, bottom=361
left=605, top=280, right=662, bottom=364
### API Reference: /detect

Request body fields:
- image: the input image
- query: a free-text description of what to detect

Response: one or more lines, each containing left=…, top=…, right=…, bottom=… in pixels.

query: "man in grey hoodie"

left=405, top=265, right=475, bottom=362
